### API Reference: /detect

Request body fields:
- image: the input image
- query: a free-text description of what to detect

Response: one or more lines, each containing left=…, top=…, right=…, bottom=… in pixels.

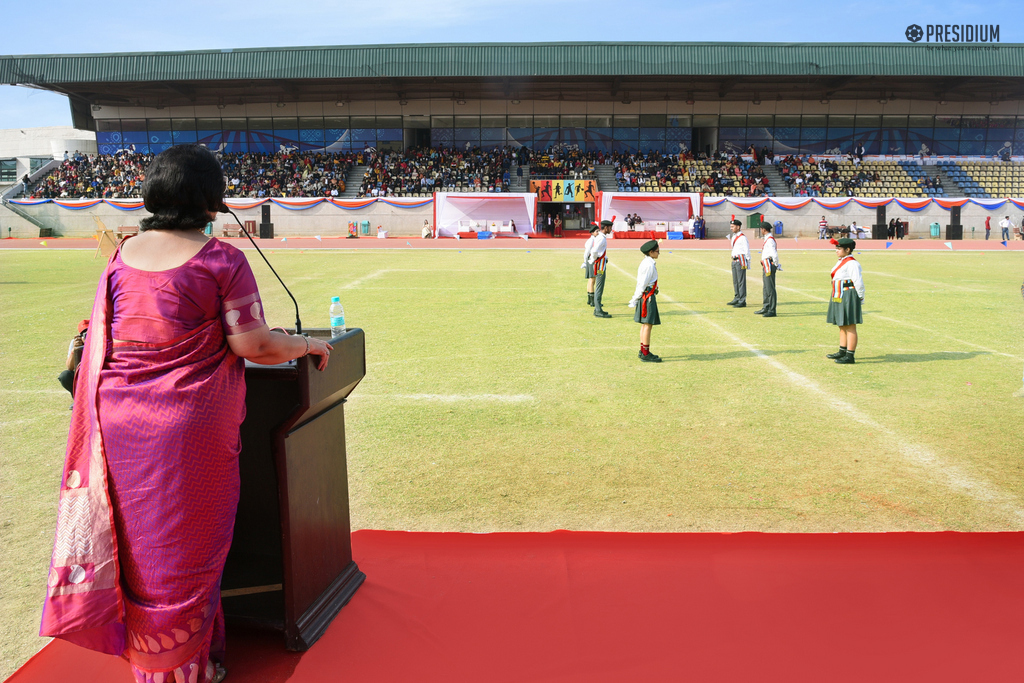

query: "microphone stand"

left=223, top=206, right=303, bottom=335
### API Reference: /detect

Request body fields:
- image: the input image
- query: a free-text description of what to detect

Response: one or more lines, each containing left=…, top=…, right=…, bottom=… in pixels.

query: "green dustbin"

left=929, top=222, right=941, bottom=238
left=360, top=220, right=371, bottom=235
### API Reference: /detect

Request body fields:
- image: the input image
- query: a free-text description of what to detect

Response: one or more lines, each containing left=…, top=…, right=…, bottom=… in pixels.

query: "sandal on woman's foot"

left=212, top=663, right=227, bottom=683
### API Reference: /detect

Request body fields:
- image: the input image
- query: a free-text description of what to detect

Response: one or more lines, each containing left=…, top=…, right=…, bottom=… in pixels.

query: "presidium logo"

left=906, top=23, right=1000, bottom=42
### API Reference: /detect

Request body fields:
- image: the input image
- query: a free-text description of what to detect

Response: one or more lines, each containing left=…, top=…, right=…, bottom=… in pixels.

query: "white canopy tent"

left=598, top=192, right=701, bottom=231
left=433, top=193, right=538, bottom=237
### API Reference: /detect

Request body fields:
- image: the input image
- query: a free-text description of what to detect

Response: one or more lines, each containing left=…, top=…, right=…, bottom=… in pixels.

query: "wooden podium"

left=221, top=328, right=365, bottom=650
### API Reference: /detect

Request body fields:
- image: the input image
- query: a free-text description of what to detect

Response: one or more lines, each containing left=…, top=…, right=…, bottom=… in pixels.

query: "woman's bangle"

left=302, top=335, right=310, bottom=357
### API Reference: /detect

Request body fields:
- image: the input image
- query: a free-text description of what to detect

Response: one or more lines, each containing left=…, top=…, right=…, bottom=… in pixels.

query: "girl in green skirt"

left=629, top=240, right=661, bottom=362
left=826, top=237, right=865, bottom=364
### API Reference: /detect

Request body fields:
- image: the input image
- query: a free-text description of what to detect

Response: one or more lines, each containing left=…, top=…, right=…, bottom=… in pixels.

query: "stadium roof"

left=3, top=42, right=1024, bottom=127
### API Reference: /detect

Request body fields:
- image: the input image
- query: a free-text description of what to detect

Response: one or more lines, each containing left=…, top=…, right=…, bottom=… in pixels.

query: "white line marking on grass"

left=609, top=262, right=1024, bottom=525
left=669, top=254, right=1023, bottom=361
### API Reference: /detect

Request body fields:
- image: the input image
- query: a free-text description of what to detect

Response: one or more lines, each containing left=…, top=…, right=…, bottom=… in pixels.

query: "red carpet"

left=9, top=530, right=1024, bottom=683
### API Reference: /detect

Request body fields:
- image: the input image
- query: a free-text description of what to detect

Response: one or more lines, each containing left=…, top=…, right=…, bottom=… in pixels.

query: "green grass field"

left=1, top=245, right=1023, bottom=676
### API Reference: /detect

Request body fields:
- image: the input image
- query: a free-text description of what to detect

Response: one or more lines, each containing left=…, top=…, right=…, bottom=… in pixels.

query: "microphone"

left=222, top=203, right=303, bottom=335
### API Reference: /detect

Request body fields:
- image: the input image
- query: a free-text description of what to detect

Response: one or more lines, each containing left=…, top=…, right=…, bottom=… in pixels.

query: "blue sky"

left=2, top=0, right=1021, bottom=129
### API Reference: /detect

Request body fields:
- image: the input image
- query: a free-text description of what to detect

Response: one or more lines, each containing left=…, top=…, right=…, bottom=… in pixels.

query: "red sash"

left=593, top=253, right=606, bottom=274
left=831, top=255, right=856, bottom=279
left=641, top=279, right=658, bottom=318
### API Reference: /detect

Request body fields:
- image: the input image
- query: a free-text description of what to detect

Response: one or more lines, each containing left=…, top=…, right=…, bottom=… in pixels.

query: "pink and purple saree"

left=41, top=238, right=266, bottom=683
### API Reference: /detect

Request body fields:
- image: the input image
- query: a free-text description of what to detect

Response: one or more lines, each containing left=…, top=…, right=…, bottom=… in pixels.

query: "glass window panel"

left=430, top=128, right=454, bottom=146
left=613, top=139, right=640, bottom=153
left=325, top=117, right=349, bottom=128
left=692, top=115, right=718, bottom=127
left=613, top=127, right=638, bottom=141
left=986, top=128, right=1014, bottom=142
left=828, top=115, right=855, bottom=128
left=747, top=115, right=773, bottom=127
left=248, top=118, right=272, bottom=130
left=508, top=116, right=532, bottom=128
left=96, top=132, right=121, bottom=154
left=299, top=117, right=324, bottom=130
left=376, top=128, right=403, bottom=141
left=882, top=116, right=908, bottom=128
left=325, top=129, right=349, bottom=148
left=639, top=114, right=666, bottom=127
left=718, top=127, right=745, bottom=138
left=1017, top=117, right=1024, bottom=129
left=196, top=118, right=220, bottom=130
left=507, top=128, right=533, bottom=145
left=0, top=159, right=16, bottom=183
left=146, top=119, right=171, bottom=131
left=480, top=116, right=505, bottom=128
left=959, top=138, right=985, bottom=155
left=403, top=116, right=429, bottom=129
left=773, top=126, right=800, bottom=140
left=560, top=128, right=586, bottom=145
left=855, top=116, right=881, bottom=128
left=908, top=116, right=933, bottom=128
left=172, top=130, right=197, bottom=144
left=300, top=128, right=325, bottom=145
left=171, top=119, right=196, bottom=131
left=481, top=127, right=505, bottom=141
left=930, top=139, right=959, bottom=155
left=801, top=115, right=827, bottom=127
left=350, top=117, right=375, bottom=128
left=934, top=116, right=961, bottom=128
left=960, top=129, right=987, bottom=145
left=454, top=116, right=480, bottom=128
left=531, top=128, right=559, bottom=147
left=665, top=127, right=692, bottom=142
left=376, top=117, right=402, bottom=128
left=801, top=127, right=827, bottom=141
left=534, top=115, right=559, bottom=127
left=350, top=129, right=376, bottom=142
left=639, top=128, right=666, bottom=142
left=826, top=128, right=854, bottom=146
left=988, top=116, right=1015, bottom=130
left=932, top=128, right=960, bottom=140
left=219, top=131, right=247, bottom=154
left=97, top=119, right=120, bottom=132
left=120, top=119, right=145, bottom=132
left=638, top=139, right=665, bottom=152
left=221, top=118, right=246, bottom=130
left=985, top=139, right=1013, bottom=156
left=272, top=118, right=298, bottom=130
left=246, top=131, right=275, bottom=153
left=613, top=115, right=639, bottom=127
left=561, top=115, right=586, bottom=127
left=668, top=114, right=692, bottom=127
left=587, top=115, right=612, bottom=127
left=775, top=115, right=801, bottom=127
left=431, top=116, right=453, bottom=128
left=719, top=115, right=746, bottom=127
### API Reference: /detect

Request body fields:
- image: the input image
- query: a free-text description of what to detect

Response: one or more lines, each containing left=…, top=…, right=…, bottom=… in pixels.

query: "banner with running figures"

left=529, top=179, right=598, bottom=203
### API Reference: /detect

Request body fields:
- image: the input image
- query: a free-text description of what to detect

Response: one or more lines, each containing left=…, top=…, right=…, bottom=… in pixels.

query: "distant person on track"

left=629, top=240, right=661, bottom=362
left=727, top=219, right=749, bottom=308
left=1000, top=216, right=1013, bottom=241
left=756, top=221, right=779, bottom=317
left=582, top=223, right=598, bottom=306
left=826, top=237, right=865, bottom=365
left=819, top=216, right=829, bottom=239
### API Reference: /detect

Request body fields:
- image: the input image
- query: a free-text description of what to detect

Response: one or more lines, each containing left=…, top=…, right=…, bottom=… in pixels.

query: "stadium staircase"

left=593, top=163, right=617, bottom=192
left=923, top=164, right=953, bottom=197
left=340, top=165, right=368, bottom=199
left=762, top=164, right=792, bottom=197
left=1, top=159, right=61, bottom=235
left=510, top=164, right=529, bottom=192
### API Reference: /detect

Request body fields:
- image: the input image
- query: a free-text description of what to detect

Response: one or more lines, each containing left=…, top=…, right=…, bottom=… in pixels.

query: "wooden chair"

left=116, top=225, right=139, bottom=240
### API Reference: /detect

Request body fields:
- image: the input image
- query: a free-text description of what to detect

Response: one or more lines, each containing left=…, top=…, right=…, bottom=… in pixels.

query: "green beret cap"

left=641, top=240, right=659, bottom=254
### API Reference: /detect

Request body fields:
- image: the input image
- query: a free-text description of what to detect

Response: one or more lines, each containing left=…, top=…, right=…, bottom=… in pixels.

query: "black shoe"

left=754, top=309, right=766, bottom=314
left=587, top=294, right=594, bottom=306
left=727, top=300, right=739, bottom=306
left=639, top=352, right=662, bottom=362
left=761, top=312, right=775, bottom=317
left=594, top=310, right=611, bottom=318
left=826, top=349, right=847, bottom=359
left=834, top=354, right=855, bottom=364
left=733, top=303, right=746, bottom=308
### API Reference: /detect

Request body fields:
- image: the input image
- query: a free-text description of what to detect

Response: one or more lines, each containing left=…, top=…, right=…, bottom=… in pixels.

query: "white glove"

left=580, top=263, right=586, bottom=269
left=628, top=299, right=637, bottom=309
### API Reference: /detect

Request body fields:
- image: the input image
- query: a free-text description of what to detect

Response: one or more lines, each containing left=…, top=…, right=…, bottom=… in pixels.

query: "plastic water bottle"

left=329, top=297, right=346, bottom=337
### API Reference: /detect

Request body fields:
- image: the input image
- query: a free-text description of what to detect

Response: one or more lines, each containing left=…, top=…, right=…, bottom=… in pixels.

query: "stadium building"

left=3, top=42, right=1024, bottom=238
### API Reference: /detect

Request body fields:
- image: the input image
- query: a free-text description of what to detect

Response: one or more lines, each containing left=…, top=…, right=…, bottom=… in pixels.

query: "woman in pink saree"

left=40, top=145, right=332, bottom=683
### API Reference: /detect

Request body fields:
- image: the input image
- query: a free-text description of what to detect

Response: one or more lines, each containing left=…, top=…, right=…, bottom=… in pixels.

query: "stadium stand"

left=777, top=156, right=945, bottom=198
left=938, top=160, right=1024, bottom=199
left=356, top=147, right=519, bottom=197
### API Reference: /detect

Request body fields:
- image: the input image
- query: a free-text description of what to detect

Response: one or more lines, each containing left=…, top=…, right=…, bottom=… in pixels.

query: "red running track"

left=4, top=237, right=1024, bottom=251
left=9, top=530, right=1024, bottom=683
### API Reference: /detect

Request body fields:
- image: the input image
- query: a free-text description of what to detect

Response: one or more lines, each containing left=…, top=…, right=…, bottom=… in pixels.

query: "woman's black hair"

left=140, top=144, right=225, bottom=232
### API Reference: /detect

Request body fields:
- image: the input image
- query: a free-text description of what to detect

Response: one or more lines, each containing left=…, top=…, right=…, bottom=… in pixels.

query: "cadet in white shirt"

left=628, top=240, right=661, bottom=362
left=590, top=220, right=613, bottom=318
left=582, top=224, right=599, bottom=306
left=756, top=221, right=779, bottom=317
left=728, top=219, right=750, bottom=308
left=826, top=237, right=865, bottom=364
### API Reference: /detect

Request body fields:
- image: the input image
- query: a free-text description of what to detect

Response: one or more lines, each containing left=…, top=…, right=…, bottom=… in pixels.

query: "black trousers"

left=761, top=262, right=777, bottom=314
left=731, top=260, right=747, bottom=304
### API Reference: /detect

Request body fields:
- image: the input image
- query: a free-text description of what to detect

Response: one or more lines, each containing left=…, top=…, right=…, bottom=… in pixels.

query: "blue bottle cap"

left=331, top=296, right=340, bottom=303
